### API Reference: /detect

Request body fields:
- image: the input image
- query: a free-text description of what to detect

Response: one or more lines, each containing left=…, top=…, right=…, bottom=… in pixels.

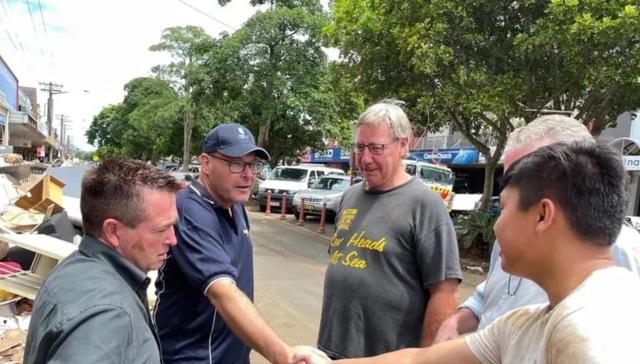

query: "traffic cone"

left=317, top=202, right=327, bottom=234
left=265, top=192, right=272, bottom=216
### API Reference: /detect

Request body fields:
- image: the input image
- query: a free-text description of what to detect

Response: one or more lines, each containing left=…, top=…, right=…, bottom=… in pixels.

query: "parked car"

left=257, top=165, right=345, bottom=212
left=292, top=174, right=351, bottom=222
left=170, top=171, right=197, bottom=189
left=402, top=159, right=455, bottom=211
left=252, top=164, right=273, bottom=199
left=164, top=164, right=200, bottom=174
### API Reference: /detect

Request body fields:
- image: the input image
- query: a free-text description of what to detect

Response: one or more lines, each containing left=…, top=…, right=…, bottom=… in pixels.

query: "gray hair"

left=356, top=99, right=413, bottom=139
left=505, top=114, right=594, bottom=152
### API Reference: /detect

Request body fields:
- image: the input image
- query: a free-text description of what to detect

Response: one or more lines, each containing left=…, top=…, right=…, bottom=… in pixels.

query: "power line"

left=0, top=0, right=25, bottom=51
left=24, top=0, right=38, bottom=35
left=36, top=0, right=47, bottom=36
left=176, top=0, right=237, bottom=31
left=0, top=14, right=18, bottom=50
left=24, top=0, right=47, bottom=58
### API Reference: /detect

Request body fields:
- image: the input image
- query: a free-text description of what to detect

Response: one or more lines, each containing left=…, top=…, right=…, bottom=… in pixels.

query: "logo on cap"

left=238, top=127, right=248, bottom=139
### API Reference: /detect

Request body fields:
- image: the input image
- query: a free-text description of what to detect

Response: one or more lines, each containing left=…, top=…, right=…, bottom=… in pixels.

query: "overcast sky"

left=0, top=0, right=264, bottom=150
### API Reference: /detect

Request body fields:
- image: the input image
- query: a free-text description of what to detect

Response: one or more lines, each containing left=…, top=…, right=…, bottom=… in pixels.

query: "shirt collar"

left=188, top=179, right=219, bottom=208
left=79, top=235, right=150, bottom=298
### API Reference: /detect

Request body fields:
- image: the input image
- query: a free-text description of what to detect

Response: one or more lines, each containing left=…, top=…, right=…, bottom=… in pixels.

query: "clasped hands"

left=290, top=345, right=332, bottom=364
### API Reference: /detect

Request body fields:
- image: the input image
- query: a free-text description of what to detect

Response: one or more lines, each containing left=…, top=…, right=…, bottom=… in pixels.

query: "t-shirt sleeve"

left=464, top=314, right=507, bottom=364
left=415, top=200, right=463, bottom=288
left=173, top=196, right=238, bottom=294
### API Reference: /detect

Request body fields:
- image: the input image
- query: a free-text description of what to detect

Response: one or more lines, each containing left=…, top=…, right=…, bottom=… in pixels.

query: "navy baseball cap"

left=203, top=123, right=270, bottom=160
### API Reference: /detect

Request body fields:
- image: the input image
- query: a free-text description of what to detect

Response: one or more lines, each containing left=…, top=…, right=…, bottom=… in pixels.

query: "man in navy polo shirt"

left=154, top=124, right=293, bottom=364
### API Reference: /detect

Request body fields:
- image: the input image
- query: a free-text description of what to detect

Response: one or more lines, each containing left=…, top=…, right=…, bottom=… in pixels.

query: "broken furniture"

left=0, top=234, right=77, bottom=300
left=14, top=174, right=65, bottom=215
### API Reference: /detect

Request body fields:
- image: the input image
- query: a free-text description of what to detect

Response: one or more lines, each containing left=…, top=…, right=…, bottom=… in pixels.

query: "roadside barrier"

left=317, top=202, right=327, bottom=234
left=297, top=198, right=305, bottom=225
left=265, top=192, right=272, bottom=216
left=280, top=193, right=287, bottom=220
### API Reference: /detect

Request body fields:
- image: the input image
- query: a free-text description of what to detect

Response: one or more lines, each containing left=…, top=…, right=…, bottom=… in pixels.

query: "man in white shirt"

left=434, top=115, right=640, bottom=340
left=293, top=118, right=640, bottom=363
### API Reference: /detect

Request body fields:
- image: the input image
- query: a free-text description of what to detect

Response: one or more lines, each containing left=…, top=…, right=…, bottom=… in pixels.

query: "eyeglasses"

left=208, top=154, right=265, bottom=174
left=352, top=139, right=399, bottom=155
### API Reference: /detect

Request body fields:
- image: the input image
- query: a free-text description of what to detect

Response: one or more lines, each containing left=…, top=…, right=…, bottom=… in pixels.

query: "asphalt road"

left=247, top=209, right=483, bottom=363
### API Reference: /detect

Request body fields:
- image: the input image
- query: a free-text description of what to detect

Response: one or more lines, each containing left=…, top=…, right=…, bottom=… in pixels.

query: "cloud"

left=0, top=0, right=261, bottom=151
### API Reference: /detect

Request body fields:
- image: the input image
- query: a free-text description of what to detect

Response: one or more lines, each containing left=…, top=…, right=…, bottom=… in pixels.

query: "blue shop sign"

left=0, top=57, right=18, bottom=111
left=408, top=147, right=479, bottom=165
left=311, top=147, right=350, bottom=162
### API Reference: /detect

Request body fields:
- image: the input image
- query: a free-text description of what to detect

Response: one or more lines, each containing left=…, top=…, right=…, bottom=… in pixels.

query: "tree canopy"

left=326, top=0, right=640, bottom=208
left=87, top=1, right=360, bottom=165
left=86, top=77, right=183, bottom=162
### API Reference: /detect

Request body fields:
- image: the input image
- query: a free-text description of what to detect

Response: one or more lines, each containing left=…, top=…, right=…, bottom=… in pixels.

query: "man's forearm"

left=434, top=307, right=481, bottom=344
left=421, top=279, right=460, bottom=346
left=453, top=308, right=480, bottom=334
left=207, top=281, right=291, bottom=364
left=333, top=338, right=480, bottom=364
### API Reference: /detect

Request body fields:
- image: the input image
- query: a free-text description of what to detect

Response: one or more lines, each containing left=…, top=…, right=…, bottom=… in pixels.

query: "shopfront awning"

left=8, top=112, right=47, bottom=147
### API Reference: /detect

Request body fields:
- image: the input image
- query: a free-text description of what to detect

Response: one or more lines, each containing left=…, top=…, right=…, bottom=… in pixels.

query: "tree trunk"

left=257, top=120, right=271, bottom=148
left=151, top=150, right=159, bottom=166
left=478, top=155, right=499, bottom=211
left=182, top=105, right=193, bottom=172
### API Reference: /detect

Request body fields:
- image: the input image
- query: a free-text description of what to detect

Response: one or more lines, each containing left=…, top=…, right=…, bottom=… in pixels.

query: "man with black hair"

left=294, top=142, right=640, bottom=363
left=435, top=115, right=640, bottom=342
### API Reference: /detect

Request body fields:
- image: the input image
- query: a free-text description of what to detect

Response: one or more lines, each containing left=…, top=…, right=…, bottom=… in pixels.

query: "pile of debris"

left=0, top=157, right=82, bottom=361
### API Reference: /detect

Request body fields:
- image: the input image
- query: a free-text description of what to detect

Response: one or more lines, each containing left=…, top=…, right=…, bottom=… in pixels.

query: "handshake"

left=291, top=345, right=332, bottom=364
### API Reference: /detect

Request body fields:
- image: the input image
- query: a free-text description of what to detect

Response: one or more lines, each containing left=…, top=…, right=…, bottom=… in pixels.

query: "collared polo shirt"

left=24, top=235, right=160, bottom=364
left=155, top=179, right=253, bottom=364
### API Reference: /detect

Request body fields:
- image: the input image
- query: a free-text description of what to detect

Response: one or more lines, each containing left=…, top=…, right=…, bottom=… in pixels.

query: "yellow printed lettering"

left=346, top=231, right=386, bottom=252
left=329, top=250, right=343, bottom=265
left=347, top=231, right=365, bottom=247
left=341, top=251, right=367, bottom=269
left=330, top=235, right=344, bottom=247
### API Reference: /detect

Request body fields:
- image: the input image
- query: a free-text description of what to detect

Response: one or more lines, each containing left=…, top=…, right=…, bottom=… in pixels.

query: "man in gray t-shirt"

left=317, top=100, right=462, bottom=359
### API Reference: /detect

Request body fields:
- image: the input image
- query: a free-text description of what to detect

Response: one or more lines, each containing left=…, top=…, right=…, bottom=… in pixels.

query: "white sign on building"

left=623, top=155, right=640, bottom=171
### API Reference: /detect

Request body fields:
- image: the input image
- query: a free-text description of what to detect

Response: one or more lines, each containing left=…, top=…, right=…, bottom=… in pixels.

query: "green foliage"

left=192, top=0, right=357, bottom=162
left=86, top=78, right=183, bottom=161
left=89, top=3, right=363, bottom=163
left=326, top=0, right=640, bottom=209
left=73, top=150, right=93, bottom=161
left=454, top=210, right=497, bottom=254
left=516, top=0, right=640, bottom=135
left=150, top=26, right=215, bottom=168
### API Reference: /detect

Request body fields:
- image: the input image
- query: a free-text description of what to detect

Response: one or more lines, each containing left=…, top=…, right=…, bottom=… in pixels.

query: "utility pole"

left=39, top=82, right=64, bottom=162
left=39, top=82, right=63, bottom=137
left=57, top=114, right=70, bottom=159
left=58, top=114, right=65, bottom=145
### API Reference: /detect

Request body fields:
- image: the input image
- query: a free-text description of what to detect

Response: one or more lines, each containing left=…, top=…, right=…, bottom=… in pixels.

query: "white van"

left=257, top=165, right=345, bottom=212
left=402, top=160, right=455, bottom=211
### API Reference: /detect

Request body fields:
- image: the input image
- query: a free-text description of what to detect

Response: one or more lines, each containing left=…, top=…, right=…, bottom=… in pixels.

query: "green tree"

left=86, top=77, right=183, bottom=162
left=124, top=78, right=183, bottom=163
left=86, top=104, right=128, bottom=157
left=517, top=0, right=640, bottom=135
left=326, top=0, right=640, bottom=210
left=193, top=0, right=357, bottom=163
left=150, top=26, right=215, bottom=170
